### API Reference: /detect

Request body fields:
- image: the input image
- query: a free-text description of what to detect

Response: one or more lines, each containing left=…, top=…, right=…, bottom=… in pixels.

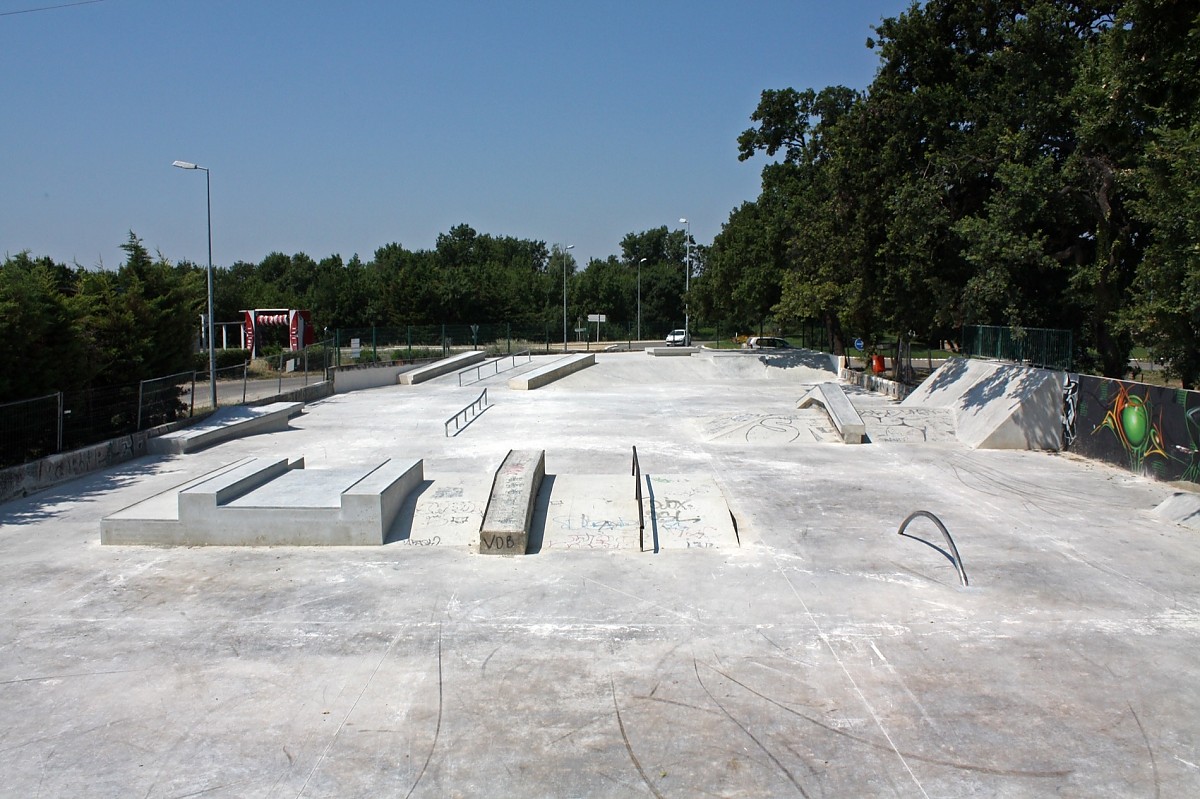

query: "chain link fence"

left=0, top=338, right=334, bottom=470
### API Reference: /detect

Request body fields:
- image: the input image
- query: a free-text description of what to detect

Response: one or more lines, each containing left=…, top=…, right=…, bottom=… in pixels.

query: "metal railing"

left=632, top=446, right=646, bottom=551
left=445, top=388, right=489, bottom=437
left=897, top=510, right=968, bottom=586
left=963, top=324, right=1073, bottom=371
left=458, top=350, right=533, bottom=386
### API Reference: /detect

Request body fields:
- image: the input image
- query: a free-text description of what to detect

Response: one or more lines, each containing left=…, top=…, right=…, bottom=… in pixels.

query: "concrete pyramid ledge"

left=903, top=358, right=1064, bottom=450
left=102, top=456, right=423, bottom=546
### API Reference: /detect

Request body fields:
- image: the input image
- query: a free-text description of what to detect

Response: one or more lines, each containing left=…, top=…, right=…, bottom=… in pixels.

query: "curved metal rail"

left=897, top=510, right=968, bottom=587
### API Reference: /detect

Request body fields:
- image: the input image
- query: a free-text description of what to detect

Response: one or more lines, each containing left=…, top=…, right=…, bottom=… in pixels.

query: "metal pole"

left=638, top=258, right=646, bottom=342
left=679, top=219, right=691, bottom=341
left=204, top=168, right=216, bottom=409
left=561, top=244, right=574, bottom=351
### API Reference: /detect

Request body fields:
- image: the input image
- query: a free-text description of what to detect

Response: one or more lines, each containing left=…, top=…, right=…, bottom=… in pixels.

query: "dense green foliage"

left=0, top=233, right=201, bottom=402
left=701, top=0, right=1199, bottom=385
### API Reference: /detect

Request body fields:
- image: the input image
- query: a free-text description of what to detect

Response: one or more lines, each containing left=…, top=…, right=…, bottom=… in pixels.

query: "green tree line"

left=695, top=0, right=1199, bottom=386
left=1, top=225, right=695, bottom=403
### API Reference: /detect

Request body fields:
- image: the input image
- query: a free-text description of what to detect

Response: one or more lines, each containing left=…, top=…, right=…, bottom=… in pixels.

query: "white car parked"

left=665, top=329, right=691, bottom=346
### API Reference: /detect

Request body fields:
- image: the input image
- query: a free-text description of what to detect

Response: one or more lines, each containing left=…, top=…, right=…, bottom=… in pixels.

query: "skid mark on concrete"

left=391, top=474, right=488, bottom=547
left=858, top=407, right=956, bottom=444
left=698, top=412, right=839, bottom=445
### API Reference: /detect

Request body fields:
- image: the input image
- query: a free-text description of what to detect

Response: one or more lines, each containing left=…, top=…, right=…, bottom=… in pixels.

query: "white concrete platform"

left=5, top=349, right=1199, bottom=798
left=398, top=350, right=486, bottom=385
left=798, top=382, right=867, bottom=443
left=147, top=401, right=303, bottom=454
left=101, top=456, right=423, bottom=546
left=507, top=352, right=595, bottom=390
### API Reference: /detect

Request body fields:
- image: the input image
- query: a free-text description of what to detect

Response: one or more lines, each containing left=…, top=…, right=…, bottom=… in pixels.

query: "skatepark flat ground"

left=2, top=350, right=1199, bottom=797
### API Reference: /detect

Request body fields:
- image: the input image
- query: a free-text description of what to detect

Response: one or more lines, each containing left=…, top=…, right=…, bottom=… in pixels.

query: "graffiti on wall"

left=1065, top=374, right=1200, bottom=483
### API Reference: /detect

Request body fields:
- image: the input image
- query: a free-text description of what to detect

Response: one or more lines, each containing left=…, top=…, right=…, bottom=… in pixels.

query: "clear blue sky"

left=2, top=0, right=912, bottom=271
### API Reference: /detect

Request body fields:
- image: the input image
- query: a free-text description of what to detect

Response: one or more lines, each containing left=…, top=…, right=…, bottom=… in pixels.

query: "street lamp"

left=637, top=257, right=647, bottom=342
left=679, top=217, right=691, bottom=340
left=562, top=244, right=575, bottom=352
left=173, top=160, right=217, bottom=410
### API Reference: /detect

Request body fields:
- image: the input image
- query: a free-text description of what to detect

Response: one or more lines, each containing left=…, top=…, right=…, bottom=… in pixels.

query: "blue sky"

left=2, top=0, right=912, bottom=271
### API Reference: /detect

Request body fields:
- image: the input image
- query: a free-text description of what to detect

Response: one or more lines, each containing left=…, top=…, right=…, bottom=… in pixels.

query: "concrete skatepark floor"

left=2, top=350, right=1198, bottom=797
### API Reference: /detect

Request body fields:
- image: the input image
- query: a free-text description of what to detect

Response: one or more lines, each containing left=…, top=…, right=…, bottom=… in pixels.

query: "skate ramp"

left=903, top=358, right=1064, bottom=449
left=546, top=349, right=837, bottom=388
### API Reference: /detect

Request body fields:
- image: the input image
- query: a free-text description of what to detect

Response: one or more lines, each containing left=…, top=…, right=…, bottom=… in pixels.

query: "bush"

left=193, top=348, right=251, bottom=372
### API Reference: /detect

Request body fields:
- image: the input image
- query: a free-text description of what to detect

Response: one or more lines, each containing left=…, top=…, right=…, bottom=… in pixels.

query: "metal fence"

left=963, top=325, right=1074, bottom=371
left=0, top=337, right=336, bottom=470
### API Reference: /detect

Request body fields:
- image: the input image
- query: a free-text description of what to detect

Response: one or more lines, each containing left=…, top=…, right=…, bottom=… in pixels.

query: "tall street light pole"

left=679, top=217, right=691, bottom=340
left=173, top=160, right=217, bottom=410
left=562, top=244, right=575, bottom=352
left=637, top=257, right=647, bottom=342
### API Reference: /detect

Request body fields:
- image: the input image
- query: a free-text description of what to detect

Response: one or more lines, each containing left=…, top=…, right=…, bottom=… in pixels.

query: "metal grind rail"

left=445, top=389, right=489, bottom=437
left=458, top=350, right=533, bottom=386
left=632, top=446, right=645, bottom=551
left=898, top=510, right=968, bottom=586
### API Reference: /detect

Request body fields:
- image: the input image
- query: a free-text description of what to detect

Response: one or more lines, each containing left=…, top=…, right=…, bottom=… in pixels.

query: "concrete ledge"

left=646, top=347, right=698, bottom=357
left=103, top=456, right=425, bottom=546
left=342, top=458, right=425, bottom=535
left=508, top=354, right=595, bottom=390
left=798, top=382, right=866, bottom=444
left=479, top=449, right=545, bottom=554
left=399, top=351, right=486, bottom=385
left=332, top=361, right=435, bottom=393
left=147, top=402, right=304, bottom=455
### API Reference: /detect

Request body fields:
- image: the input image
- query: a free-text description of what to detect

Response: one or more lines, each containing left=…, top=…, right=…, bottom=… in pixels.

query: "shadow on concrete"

left=922, top=356, right=972, bottom=395
left=385, top=479, right=432, bottom=544
left=447, top=403, right=492, bottom=437
left=526, top=475, right=555, bottom=554
left=0, top=455, right=167, bottom=527
left=756, top=349, right=837, bottom=373
left=645, top=475, right=660, bottom=553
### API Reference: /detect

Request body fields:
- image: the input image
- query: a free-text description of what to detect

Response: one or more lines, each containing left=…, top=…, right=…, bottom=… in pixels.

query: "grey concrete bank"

left=101, top=455, right=424, bottom=546
left=507, top=353, right=595, bottom=390
left=479, top=449, right=545, bottom=554
left=147, top=402, right=304, bottom=455
left=798, top=382, right=866, bottom=444
left=399, top=351, right=486, bottom=385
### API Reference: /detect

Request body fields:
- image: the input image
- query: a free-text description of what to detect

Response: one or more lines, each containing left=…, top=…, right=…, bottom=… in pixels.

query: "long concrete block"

left=149, top=402, right=304, bottom=455
left=399, top=351, right=486, bottom=385
left=798, top=382, right=866, bottom=444
left=479, top=450, right=545, bottom=554
left=646, top=347, right=698, bottom=357
left=507, top=354, right=594, bottom=390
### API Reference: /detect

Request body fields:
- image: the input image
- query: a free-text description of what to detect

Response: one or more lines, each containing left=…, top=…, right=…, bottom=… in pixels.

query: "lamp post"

left=173, top=160, right=217, bottom=410
left=637, top=257, right=647, bottom=342
left=679, top=217, right=691, bottom=340
left=561, top=243, right=575, bottom=352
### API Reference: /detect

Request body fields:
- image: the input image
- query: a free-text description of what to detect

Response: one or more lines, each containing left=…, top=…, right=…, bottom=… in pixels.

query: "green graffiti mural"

left=1070, top=376, right=1200, bottom=483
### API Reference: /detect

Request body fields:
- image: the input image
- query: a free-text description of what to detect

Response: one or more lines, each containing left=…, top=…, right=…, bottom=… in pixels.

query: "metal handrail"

left=444, top=388, right=489, bottom=437
left=458, top=349, right=533, bottom=386
left=632, top=446, right=645, bottom=551
left=897, top=510, right=967, bottom=586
